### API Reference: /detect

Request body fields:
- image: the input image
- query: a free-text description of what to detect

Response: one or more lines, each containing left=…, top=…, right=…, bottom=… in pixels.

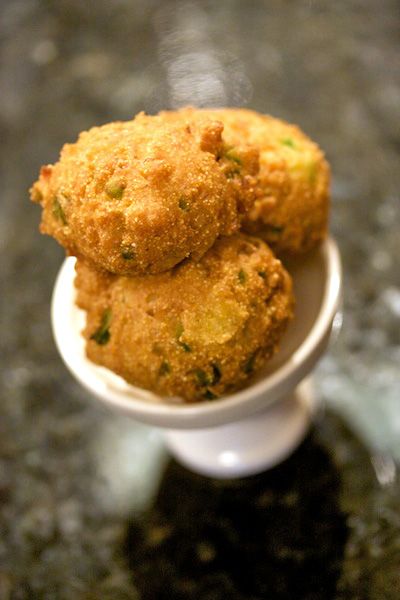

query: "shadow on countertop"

left=125, top=431, right=347, bottom=600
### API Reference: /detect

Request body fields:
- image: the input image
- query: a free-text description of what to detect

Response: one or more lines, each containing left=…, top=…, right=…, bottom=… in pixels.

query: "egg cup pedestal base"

left=164, top=378, right=314, bottom=478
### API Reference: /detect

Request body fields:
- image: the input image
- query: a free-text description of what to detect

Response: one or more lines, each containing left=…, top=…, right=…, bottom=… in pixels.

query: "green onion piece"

left=178, top=198, right=189, bottom=211
left=178, top=341, right=192, bottom=353
left=105, top=179, right=125, bottom=199
left=194, top=369, right=210, bottom=387
left=238, top=269, right=247, bottom=284
left=175, top=322, right=191, bottom=351
left=225, top=168, right=240, bottom=179
left=266, top=225, right=283, bottom=234
left=203, top=390, right=218, bottom=400
left=211, top=363, right=221, bottom=385
left=175, top=322, right=184, bottom=338
left=281, top=138, right=296, bottom=148
left=121, top=246, right=135, bottom=260
left=225, top=148, right=243, bottom=165
left=90, top=308, right=112, bottom=345
left=159, top=361, right=171, bottom=376
left=243, top=352, right=257, bottom=375
left=52, top=197, right=67, bottom=225
left=258, top=271, right=267, bottom=279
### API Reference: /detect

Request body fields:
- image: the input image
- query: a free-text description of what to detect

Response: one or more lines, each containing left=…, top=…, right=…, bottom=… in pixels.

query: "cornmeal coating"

left=75, top=234, right=294, bottom=403
left=30, top=112, right=259, bottom=275
left=161, top=107, right=330, bottom=254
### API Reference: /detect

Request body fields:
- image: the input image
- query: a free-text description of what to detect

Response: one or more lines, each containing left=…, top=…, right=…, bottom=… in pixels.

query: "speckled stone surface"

left=1, top=1, right=399, bottom=598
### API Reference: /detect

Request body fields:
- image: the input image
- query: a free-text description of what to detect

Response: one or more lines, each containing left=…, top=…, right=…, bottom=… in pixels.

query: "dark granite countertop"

left=1, top=1, right=399, bottom=598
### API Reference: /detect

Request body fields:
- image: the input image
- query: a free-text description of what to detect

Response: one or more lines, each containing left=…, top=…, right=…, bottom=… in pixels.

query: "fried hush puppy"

left=161, top=107, right=330, bottom=254
left=30, top=112, right=259, bottom=275
left=75, top=234, right=294, bottom=402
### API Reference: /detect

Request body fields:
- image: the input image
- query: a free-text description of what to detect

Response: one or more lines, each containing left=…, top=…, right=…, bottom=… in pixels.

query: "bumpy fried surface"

left=161, top=107, right=330, bottom=254
left=30, top=112, right=259, bottom=275
left=75, top=234, right=294, bottom=402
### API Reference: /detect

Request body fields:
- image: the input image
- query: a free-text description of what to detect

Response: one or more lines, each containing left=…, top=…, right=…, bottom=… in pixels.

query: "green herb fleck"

left=266, top=224, right=284, bottom=235
left=243, top=352, right=257, bottom=375
left=258, top=271, right=267, bottom=279
left=121, top=246, right=135, bottom=260
left=238, top=269, right=247, bottom=284
left=175, top=322, right=184, bottom=338
left=225, top=148, right=243, bottom=165
left=225, top=168, right=240, bottom=179
left=90, top=308, right=112, bottom=345
left=281, top=138, right=296, bottom=148
left=211, top=363, right=221, bottom=385
left=194, top=369, right=210, bottom=387
left=159, top=361, right=171, bottom=376
left=178, top=198, right=190, bottom=211
left=52, top=197, right=67, bottom=225
left=105, top=179, right=125, bottom=199
left=203, top=390, right=218, bottom=400
left=175, top=322, right=192, bottom=351
left=178, top=341, right=192, bottom=353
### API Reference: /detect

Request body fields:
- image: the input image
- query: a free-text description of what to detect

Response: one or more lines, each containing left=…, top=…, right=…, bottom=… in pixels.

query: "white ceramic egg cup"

left=52, top=238, right=342, bottom=479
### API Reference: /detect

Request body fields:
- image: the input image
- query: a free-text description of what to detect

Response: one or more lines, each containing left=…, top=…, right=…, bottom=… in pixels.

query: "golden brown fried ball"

left=75, top=234, right=294, bottom=402
left=161, top=107, right=330, bottom=254
left=30, top=112, right=259, bottom=275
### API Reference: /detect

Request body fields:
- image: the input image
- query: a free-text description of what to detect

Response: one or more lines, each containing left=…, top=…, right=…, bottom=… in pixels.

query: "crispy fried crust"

left=75, top=234, right=294, bottom=402
left=30, top=112, right=259, bottom=275
left=161, top=107, right=330, bottom=254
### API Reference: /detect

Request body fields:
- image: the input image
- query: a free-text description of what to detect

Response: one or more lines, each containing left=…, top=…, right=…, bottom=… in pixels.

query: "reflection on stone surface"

left=154, top=2, right=252, bottom=108
left=91, top=416, right=168, bottom=517
left=125, top=429, right=347, bottom=599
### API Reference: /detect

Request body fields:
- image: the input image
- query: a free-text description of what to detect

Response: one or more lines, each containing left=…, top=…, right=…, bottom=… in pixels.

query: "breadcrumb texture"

left=75, top=234, right=294, bottom=402
left=161, top=107, right=330, bottom=254
left=30, top=112, right=259, bottom=275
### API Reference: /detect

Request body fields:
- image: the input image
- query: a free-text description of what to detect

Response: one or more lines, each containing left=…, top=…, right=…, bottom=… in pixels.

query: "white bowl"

left=51, top=237, right=342, bottom=478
